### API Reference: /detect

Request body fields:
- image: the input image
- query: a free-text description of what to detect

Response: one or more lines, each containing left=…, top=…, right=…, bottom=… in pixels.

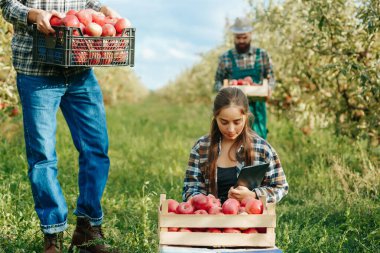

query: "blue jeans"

left=16, top=69, right=110, bottom=234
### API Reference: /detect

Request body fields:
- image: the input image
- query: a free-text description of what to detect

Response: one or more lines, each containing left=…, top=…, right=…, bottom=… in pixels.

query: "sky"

left=102, top=0, right=251, bottom=90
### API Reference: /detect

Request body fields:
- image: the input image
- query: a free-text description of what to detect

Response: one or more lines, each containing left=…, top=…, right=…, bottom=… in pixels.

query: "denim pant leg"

left=16, top=74, right=69, bottom=234
left=60, top=69, right=110, bottom=226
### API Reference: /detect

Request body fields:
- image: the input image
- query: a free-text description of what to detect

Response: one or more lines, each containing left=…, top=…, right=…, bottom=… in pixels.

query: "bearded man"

left=214, top=17, right=275, bottom=139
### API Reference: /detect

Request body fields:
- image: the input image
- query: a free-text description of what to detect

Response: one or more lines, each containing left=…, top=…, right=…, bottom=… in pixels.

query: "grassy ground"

left=0, top=97, right=379, bottom=252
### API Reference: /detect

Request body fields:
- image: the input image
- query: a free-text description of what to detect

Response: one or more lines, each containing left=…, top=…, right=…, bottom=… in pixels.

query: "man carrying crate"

left=214, top=17, right=276, bottom=139
left=1, top=1, right=121, bottom=252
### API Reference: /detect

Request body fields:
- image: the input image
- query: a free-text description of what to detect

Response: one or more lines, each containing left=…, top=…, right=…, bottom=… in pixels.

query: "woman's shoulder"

left=193, top=134, right=211, bottom=148
left=251, top=133, right=277, bottom=156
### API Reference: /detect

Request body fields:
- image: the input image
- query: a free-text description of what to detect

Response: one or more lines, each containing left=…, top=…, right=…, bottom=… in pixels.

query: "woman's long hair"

left=208, top=87, right=255, bottom=196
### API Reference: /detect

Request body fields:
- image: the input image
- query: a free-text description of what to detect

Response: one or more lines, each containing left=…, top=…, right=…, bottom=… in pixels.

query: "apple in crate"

left=166, top=199, right=179, bottom=213
left=75, top=9, right=93, bottom=26
left=102, top=24, right=116, bottom=37
left=207, top=228, right=222, bottom=233
left=245, top=199, right=263, bottom=214
left=222, top=198, right=240, bottom=214
left=192, top=194, right=213, bottom=211
left=92, top=12, right=106, bottom=26
left=176, top=202, right=194, bottom=214
left=86, top=22, right=102, bottom=37
left=223, top=228, right=241, bottom=233
left=178, top=228, right=192, bottom=232
left=243, top=228, right=258, bottom=234
left=50, top=16, right=62, bottom=26
left=208, top=206, right=223, bottom=215
left=62, top=15, right=80, bottom=28
left=114, top=18, right=132, bottom=34
left=168, top=227, right=179, bottom=232
left=194, top=209, right=208, bottom=215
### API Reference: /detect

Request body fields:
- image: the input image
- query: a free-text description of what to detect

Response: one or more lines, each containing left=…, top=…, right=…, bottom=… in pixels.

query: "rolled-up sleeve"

left=182, top=141, right=207, bottom=202
left=86, top=0, right=102, bottom=11
left=1, top=0, right=31, bottom=28
left=254, top=147, right=288, bottom=203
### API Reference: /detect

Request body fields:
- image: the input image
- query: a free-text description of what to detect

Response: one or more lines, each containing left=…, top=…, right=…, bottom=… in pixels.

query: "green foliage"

left=158, top=0, right=379, bottom=146
left=0, top=97, right=378, bottom=252
left=0, top=12, right=17, bottom=108
left=247, top=0, right=380, bottom=145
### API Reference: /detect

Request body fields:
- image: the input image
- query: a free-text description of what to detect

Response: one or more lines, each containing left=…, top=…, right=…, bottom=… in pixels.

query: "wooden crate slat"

left=160, top=232, right=275, bottom=247
left=160, top=214, right=276, bottom=228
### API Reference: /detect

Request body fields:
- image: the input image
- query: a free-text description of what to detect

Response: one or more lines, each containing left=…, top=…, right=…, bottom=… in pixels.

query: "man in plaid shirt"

left=1, top=1, right=121, bottom=252
left=214, top=17, right=275, bottom=139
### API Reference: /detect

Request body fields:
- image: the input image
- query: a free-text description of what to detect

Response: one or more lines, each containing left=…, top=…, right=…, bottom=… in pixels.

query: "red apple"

left=85, top=22, right=102, bottom=37
left=192, top=194, right=213, bottom=211
left=89, top=51, right=101, bottom=65
left=207, top=206, right=223, bottom=215
left=191, top=228, right=207, bottom=232
left=63, top=15, right=80, bottom=28
left=166, top=199, right=179, bottom=213
left=194, top=209, right=208, bottom=215
left=176, top=202, right=194, bottom=214
left=105, top=17, right=118, bottom=25
left=178, top=228, right=192, bottom=232
left=223, top=228, right=241, bottom=233
left=92, top=12, right=106, bottom=26
left=222, top=198, right=240, bottom=215
left=243, top=228, right=258, bottom=234
left=240, top=197, right=255, bottom=207
left=237, top=79, right=244, bottom=86
left=50, top=16, right=62, bottom=26
left=73, top=50, right=88, bottom=65
left=207, top=228, right=222, bottom=233
left=113, top=51, right=127, bottom=63
left=66, top=9, right=77, bottom=16
left=114, top=18, right=131, bottom=34
left=245, top=199, right=263, bottom=214
left=75, top=9, right=93, bottom=26
left=168, top=227, right=179, bottom=232
left=102, top=24, right=116, bottom=36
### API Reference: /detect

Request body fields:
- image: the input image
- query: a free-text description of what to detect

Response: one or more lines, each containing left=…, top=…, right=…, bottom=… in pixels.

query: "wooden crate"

left=223, top=79, right=269, bottom=99
left=158, top=194, right=276, bottom=248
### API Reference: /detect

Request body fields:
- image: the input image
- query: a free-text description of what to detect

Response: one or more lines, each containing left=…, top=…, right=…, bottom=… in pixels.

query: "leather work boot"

left=68, top=217, right=117, bottom=253
left=44, top=232, right=63, bottom=253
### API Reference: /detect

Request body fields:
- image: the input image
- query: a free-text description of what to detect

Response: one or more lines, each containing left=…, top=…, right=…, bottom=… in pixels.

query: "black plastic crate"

left=32, top=24, right=135, bottom=67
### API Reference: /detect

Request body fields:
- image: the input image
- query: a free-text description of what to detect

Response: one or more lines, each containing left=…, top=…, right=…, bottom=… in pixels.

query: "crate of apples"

left=33, top=9, right=135, bottom=67
left=158, top=193, right=276, bottom=248
left=223, top=78, right=269, bottom=100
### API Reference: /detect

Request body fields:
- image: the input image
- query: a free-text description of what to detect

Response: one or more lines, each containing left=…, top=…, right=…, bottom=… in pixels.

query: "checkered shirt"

left=214, top=46, right=275, bottom=91
left=182, top=134, right=288, bottom=203
left=1, top=0, right=103, bottom=76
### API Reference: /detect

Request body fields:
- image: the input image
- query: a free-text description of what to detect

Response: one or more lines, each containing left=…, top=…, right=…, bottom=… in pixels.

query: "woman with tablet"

left=182, top=87, right=288, bottom=204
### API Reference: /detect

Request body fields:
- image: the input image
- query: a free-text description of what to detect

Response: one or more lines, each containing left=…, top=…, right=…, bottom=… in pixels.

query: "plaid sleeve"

left=262, top=50, right=276, bottom=89
left=1, top=0, right=31, bottom=28
left=254, top=145, right=288, bottom=203
left=182, top=140, right=207, bottom=202
left=86, top=0, right=103, bottom=11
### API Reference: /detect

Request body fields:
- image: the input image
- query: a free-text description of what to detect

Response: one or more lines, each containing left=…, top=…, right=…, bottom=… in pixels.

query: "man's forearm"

left=27, top=8, right=43, bottom=24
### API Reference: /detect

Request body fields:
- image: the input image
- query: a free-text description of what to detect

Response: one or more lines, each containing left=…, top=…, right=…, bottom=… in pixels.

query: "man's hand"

left=28, top=9, right=64, bottom=35
left=266, top=87, right=272, bottom=102
left=228, top=186, right=256, bottom=202
left=100, top=6, right=121, bottom=18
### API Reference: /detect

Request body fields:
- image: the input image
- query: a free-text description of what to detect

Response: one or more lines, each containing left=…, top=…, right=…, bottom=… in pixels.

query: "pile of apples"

left=50, top=9, right=132, bottom=37
left=229, top=76, right=255, bottom=86
left=164, top=194, right=266, bottom=233
left=49, top=9, right=132, bottom=65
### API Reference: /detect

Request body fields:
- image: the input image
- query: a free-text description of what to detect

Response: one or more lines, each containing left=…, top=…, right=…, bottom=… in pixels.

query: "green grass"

left=0, top=96, right=379, bottom=252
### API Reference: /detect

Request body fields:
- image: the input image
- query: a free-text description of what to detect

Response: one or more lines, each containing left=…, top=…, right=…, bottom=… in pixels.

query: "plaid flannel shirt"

left=182, top=134, right=288, bottom=203
left=214, top=46, right=275, bottom=91
left=0, top=0, right=102, bottom=77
